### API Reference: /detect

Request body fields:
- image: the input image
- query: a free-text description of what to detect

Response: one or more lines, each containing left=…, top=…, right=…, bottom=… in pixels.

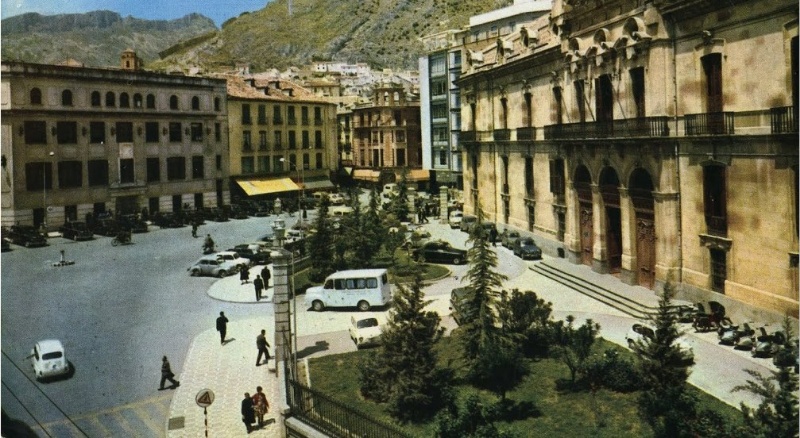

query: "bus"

left=305, top=269, right=392, bottom=312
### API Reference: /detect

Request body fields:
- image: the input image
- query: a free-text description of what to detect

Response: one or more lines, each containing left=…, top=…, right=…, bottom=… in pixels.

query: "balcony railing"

left=460, top=130, right=476, bottom=142
left=770, top=106, right=797, bottom=134
left=516, top=127, right=536, bottom=141
left=494, top=129, right=511, bottom=141
left=544, top=117, right=670, bottom=140
left=685, top=112, right=734, bottom=135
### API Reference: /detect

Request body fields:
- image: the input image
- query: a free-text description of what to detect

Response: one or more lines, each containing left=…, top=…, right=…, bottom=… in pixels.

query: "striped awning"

left=236, top=177, right=300, bottom=196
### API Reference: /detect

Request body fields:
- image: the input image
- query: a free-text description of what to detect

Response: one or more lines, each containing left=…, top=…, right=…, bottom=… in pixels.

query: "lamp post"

left=43, top=151, right=54, bottom=231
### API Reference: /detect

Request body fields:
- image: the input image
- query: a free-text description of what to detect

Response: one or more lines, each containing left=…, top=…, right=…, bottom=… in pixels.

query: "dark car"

left=152, top=212, right=184, bottom=228
left=513, top=237, right=542, bottom=260
left=91, top=218, right=119, bottom=237
left=229, top=246, right=271, bottom=265
left=60, top=222, right=93, bottom=241
left=412, top=240, right=467, bottom=264
left=7, top=225, right=48, bottom=247
left=500, top=229, right=520, bottom=248
left=2, top=237, right=10, bottom=252
left=450, top=287, right=472, bottom=326
left=118, top=214, right=148, bottom=233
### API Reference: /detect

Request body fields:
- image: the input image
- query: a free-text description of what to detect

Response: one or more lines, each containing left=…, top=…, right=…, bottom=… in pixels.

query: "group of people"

left=241, top=386, right=270, bottom=433
left=241, top=265, right=271, bottom=301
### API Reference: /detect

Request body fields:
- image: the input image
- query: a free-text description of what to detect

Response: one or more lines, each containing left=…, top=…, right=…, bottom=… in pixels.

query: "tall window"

left=303, top=153, right=310, bottom=170
left=273, top=107, right=282, bottom=124
left=315, top=131, right=322, bottom=149
left=574, top=80, right=586, bottom=123
left=525, top=156, right=534, bottom=197
left=549, top=158, right=565, bottom=197
left=169, top=95, right=179, bottom=110
left=287, top=106, right=296, bottom=124
left=120, top=93, right=130, bottom=108
left=116, top=122, right=133, bottom=142
left=57, top=122, right=78, bottom=144
left=274, top=131, right=282, bottom=149
left=524, top=92, right=532, bottom=127
left=30, top=88, right=42, bottom=105
left=316, top=152, right=323, bottom=169
left=500, top=98, right=508, bottom=129
left=192, top=156, right=204, bottom=179
left=241, top=157, right=255, bottom=174
left=90, top=122, right=105, bottom=144
left=302, top=131, right=310, bottom=149
left=119, top=159, right=135, bottom=183
left=167, top=157, right=186, bottom=180
left=145, top=122, right=159, bottom=142
left=190, top=123, right=203, bottom=142
left=214, top=97, right=221, bottom=111
left=501, top=156, right=509, bottom=192
left=258, top=105, right=267, bottom=124
left=243, top=131, right=252, bottom=151
left=553, top=86, right=563, bottom=125
left=133, top=93, right=143, bottom=108
left=191, top=96, right=200, bottom=110
left=146, top=94, right=156, bottom=109
left=90, top=91, right=101, bottom=107
left=314, top=107, right=322, bottom=124
left=58, top=161, right=82, bottom=188
left=288, top=131, right=296, bottom=149
left=595, top=75, right=613, bottom=123
left=215, top=123, right=221, bottom=142
left=630, top=67, right=645, bottom=118
left=259, top=131, right=267, bottom=150
left=702, top=53, right=724, bottom=134
left=61, top=90, right=73, bottom=106
left=106, top=92, right=116, bottom=107
left=88, top=160, right=109, bottom=186
left=169, top=122, right=182, bottom=142
left=146, top=158, right=160, bottom=182
left=703, top=164, right=727, bottom=236
left=26, top=162, right=52, bottom=191
left=242, top=104, right=251, bottom=124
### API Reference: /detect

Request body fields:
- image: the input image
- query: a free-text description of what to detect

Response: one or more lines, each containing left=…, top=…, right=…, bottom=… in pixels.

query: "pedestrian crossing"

left=28, top=393, right=172, bottom=437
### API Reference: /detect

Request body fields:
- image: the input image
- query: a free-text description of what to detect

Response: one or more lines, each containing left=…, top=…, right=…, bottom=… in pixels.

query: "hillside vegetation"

left=1, top=10, right=216, bottom=67
left=3, top=0, right=513, bottom=72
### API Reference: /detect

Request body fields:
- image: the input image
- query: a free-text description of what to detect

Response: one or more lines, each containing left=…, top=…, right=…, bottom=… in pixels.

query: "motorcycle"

left=202, top=243, right=216, bottom=255
left=752, top=327, right=786, bottom=358
left=111, top=230, right=132, bottom=246
left=692, top=301, right=730, bottom=332
left=719, top=321, right=755, bottom=345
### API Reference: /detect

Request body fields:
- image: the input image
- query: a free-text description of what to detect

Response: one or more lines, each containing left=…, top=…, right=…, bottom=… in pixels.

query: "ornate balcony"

left=516, top=127, right=536, bottom=141
left=770, top=106, right=797, bottom=134
left=544, top=116, right=670, bottom=139
left=493, top=129, right=511, bottom=141
left=685, top=112, right=734, bottom=135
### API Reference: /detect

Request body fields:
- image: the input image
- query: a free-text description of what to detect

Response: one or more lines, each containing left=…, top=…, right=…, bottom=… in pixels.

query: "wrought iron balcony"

left=460, top=130, right=476, bottom=143
left=493, top=129, right=511, bottom=141
left=685, top=112, right=734, bottom=135
left=516, top=127, right=536, bottom=141
left=544, top=117, right=670, bottom=139
left=770, top=106, right=797, bottom=134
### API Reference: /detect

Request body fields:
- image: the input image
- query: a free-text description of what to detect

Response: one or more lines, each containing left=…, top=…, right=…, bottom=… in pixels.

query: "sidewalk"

left=165, top=265, right=281, bottom=437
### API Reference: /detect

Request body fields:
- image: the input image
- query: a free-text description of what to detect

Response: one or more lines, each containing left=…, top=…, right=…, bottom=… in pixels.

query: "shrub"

left=582, top=348, right=642, bottom=393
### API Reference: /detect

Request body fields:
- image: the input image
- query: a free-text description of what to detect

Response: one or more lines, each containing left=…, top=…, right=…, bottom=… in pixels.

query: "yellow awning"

left=406, top=169, right=430, bottom=181
left=352, top=169, right=380, bottom=182
left=236, top=177, right=300, bottom=196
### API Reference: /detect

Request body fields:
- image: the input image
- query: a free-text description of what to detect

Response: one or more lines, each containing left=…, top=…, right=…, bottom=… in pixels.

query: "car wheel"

left=627, top=339, right=635, bottom=349
left=190, top=269, right=200, bottom=277
left=218, top=270, right=227, bottom=278
left=312, top=300, right=325, bottom=312
left=452, top=257, right=462, bottom=265
left=357, top=300, right=371, bottom=312
left=416, top=254, right=426, bottom=263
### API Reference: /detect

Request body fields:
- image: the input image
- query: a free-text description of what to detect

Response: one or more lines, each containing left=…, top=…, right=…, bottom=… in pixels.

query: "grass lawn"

left=307, top=336, right=743, bottom=437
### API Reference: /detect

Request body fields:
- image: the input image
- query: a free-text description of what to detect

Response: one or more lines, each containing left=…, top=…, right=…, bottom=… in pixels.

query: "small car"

left=349, top=316, right=382, bottom=349
left=215, top=251, right=251, bottom=270
left=30, top=339, right=70, bottom=381
left=60, top=221, right=94, bottom=241
left=229, top=247, right=271, bottom=265
left=450, top=287, right=471, bottom=326
left=189, top=256, right=238, bottom=277
left=412, top=240, right=467, bottom=264
left=411, top=227, right=431, bottom=239
left=500, top=230, right=520, bottom=248
left=625, top=323, right=695, bottom=365
left=513, top=237, right=542, bottom=260
left=7, top=225, right=48, bottom=247
left=459, top=215, right=477, bottom=232
left=448, top=210, right=464, bottom=229
left=329, top=193, right=345, bottom=205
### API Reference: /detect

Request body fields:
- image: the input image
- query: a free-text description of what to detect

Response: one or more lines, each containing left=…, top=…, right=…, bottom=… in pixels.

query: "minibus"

left=305, top=269, right=392, bottom=311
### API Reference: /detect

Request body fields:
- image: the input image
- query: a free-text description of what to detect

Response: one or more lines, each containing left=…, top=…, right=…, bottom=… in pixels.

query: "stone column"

left=619, top=188, right=637, bottom=285
left=653, top=191, right=681, bottom=285
left=439, top=185, right=449, bottom=224
left=591, top=184, right=609, bottom=274
left=271, top=248, right=292, bottom=369
left=564, top=182, right=582, bottom=264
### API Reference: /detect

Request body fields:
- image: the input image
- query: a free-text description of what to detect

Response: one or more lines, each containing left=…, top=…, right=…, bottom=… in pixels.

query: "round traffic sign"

left=195, top=389, right=215, bottom=408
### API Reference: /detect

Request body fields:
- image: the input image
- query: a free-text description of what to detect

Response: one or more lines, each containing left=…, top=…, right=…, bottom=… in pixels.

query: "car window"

left=357, top=318, right=378, bottom=329
left=324, top=280, right=333, bottom=289
left=334, top=279, right=346, bottom=290
left=367, top=278, right=378, bottom=288
left=42, top=351, right=63, bottom=360
left=355, top=279, right=366, bottom=289
left=346, top=279, right=356, bottom=289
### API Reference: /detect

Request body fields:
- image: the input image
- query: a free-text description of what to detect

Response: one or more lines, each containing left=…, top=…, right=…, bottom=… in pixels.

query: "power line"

left=1, top=380, right=53, bottom=438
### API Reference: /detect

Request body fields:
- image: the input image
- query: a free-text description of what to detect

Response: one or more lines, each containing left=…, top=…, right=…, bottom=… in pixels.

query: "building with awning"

left=235, top=177, right=300, bottom=196
left=352, top=169, right=381, bottom=182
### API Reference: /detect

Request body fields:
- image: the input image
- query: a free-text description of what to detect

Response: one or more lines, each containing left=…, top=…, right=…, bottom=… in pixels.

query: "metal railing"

left=770, top=106, right=797, bottom=134
left=685, top=112, right=734, bottom=135
left=543, top=117, right=670, bottom=139
left=287, top=380, right=412, bottom=438
left=516, top=126, right=535, bottom=141
left=493, top=129, right=511, bottom=141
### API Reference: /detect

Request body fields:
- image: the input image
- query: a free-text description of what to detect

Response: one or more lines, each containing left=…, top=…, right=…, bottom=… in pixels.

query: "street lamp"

left=43, top=151, right=54, bottom=231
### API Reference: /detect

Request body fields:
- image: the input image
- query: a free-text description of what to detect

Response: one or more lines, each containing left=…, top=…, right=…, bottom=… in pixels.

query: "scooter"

left=202, top=244, right=216, bottom=255
left=752, top=327, right=786, bottom=358
left=719, top=321, right=755, bottom=346
left=111, top=230, right=132, bottom=246
left=692, top=301, right=729, bottom=332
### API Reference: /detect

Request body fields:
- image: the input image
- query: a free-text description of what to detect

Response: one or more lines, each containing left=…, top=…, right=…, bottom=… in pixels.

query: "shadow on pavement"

left=297, top=340, right=330, bottom=359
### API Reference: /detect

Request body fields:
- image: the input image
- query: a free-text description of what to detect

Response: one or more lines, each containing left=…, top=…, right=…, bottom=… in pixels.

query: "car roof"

left=36, top=339, right=64, bottom=353
left=326, top=268, right=387, bottom=279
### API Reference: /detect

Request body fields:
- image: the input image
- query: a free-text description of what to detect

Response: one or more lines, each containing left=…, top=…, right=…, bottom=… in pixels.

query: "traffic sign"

left=195, top=389, right=215, bottom=408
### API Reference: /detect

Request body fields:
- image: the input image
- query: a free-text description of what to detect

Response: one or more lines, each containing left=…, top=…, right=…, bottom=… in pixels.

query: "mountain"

left=1, top=11, right=217, bottom=67
left=152, top=0, right=512, bottom=72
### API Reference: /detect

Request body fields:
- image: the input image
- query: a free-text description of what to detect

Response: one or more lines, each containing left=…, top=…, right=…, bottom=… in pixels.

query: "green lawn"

left=307, top=336, right=743, bottom=437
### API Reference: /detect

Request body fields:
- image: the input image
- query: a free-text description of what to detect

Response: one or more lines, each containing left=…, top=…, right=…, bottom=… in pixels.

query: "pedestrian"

left=252, top=385, right=269, bottom=427
left=159, top=356, right=180, bottom=390
left=254, top=275, right=264, bottom=301
left=256, top=329, right=271, bottom=366
left=490, top=227, right=498, bottom=247
left=262, top=267, right=271, bottom=289
left=240, top=266, right=250, bottom=285
left=191, top=222, right=198, bottom=238
left=241, top=392, right=255, bottom=434
left=216, top=311, right=229, bottom=345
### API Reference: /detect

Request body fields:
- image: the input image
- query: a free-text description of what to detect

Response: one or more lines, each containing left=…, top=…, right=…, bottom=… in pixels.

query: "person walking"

left=252, top=386, right=269, bottom=427
left=261, top=267, right=271, bottom=289
left=191, top=222, right=198, bottom=238
left=159, top=356, right=180, bottom=390
left=256, top=329, right=271, bottom=366
left=253, top=275, right=264, bottom=301
left=240, top=266, right=250, bottom=285
left=241, top=392, right=255, bottom=434
left=216, top=311, right=229, bottom=345
left=490, top=227, right=498, bottom=247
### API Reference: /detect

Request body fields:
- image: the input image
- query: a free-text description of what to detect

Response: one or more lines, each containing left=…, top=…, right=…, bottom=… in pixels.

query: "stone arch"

left=629, top=167, right=656, bottom=288
left=600, top=167, right=622, bottom=273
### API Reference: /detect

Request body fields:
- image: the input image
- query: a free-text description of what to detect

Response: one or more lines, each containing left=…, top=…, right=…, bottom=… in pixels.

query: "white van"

left=305, top=269, right=392, bottom=312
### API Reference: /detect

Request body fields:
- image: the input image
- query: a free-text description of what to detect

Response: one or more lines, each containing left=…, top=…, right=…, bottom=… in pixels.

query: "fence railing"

left=287, top=380, right=412, bottom=438
left=685, top=112, right=734, bottom=135
left=543, top=117, right=670, bottom=139
left=770, top=106, right=797, bottom=134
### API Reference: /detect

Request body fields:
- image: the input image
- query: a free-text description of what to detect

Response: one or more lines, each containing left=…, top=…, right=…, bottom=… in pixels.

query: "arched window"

left=61, top=89, right=73, bottom=106
left=106, top=92, right=116, bottom=107
left=91, top=91, right=101, bottom=107
left=146, top=94, right=156, bottom=109
left=120, top=92, right=130, bottom=108
left=30, top=88, right=42, bottom=105
left=191, top=96, right=200, bottom=110
left=169, top=95, right=179, bottom=110
left=133, top=93, right=143, bottom=108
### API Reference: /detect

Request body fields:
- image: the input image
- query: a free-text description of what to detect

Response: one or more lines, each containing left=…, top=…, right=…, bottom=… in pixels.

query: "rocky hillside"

left=1, top=10, right=217, bottom=67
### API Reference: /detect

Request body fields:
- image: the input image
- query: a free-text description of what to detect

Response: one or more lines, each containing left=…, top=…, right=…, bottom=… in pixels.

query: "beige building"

left=0, top=51, right=230, bottom=229
left=457, top=0, right=798, bottom=318
left=223, top=76, right=338, bottom=198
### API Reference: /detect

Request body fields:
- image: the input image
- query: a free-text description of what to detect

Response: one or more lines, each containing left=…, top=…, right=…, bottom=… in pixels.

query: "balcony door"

left=595, top=75, right=614, bottom=137
left=702, top=54, right=723, bottom=133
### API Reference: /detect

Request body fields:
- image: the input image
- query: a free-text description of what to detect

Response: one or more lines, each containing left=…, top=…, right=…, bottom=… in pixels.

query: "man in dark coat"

left=159, top=356, right=180, bottom=390
left=253, top=275, right=264, bottom=301
left=256, top=329, right=271, bottom=366
left=261, top=267, right=271, bottom=289
left=216, top=311, right=229, bottom=345
left=241, top=392, right=255, bottom=433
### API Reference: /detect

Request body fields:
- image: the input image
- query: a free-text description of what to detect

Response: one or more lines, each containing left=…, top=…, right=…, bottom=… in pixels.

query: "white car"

left=349, top=316, right=383, bottom=349
left=30, top=339, right=70, bottom=381
left=189, top=255, right=239, bottom=277
left=329, top=193, right=345, bottom=205
left=215, top=251, right=250, bottom=270
left=625, top=323, right=695, bottom=364
left=448, top=210, right=464, bottom=229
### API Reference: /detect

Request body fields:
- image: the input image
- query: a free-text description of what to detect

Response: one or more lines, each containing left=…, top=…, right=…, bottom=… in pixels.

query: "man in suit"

left=256, top=329, right=271, bottom=366
left=216, top=311, right=229, bottom=345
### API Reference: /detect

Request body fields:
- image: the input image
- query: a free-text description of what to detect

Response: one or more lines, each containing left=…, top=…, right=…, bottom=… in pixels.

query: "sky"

left=1, top=0, right=274, bottom=27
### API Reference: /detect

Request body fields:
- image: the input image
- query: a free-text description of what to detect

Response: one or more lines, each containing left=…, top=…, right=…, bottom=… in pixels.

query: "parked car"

left=188, top=255, right=238, bottom=277
left=91, top=218, right=119, bottom=237
left=513, top=237, right=543, bottom=260
left=152, top=212, right=184, bottom=228
left=229, top=246, right=271, bottom=265
left=500, top=229, right=521, bottom=248
left=448, top=210, right=464, bottom=229
left=29, top=339, right=71, bottom=381
left=412, top=240, right=467, bottom=264
left=450, top=287, right=472, bottom=326
left=60, top=222, right=93, bottom=241
left=459, top=215, right=478, bottom=232
left=625, top=323, right=695, bottom=365
left=215, top=251, right=251, bottom=270
left=118, top=214, right=148, bottom=233
left=7, top=225, right=48, bottom=247
left=349, top=316, right=382, bottom=349
left=475, top=221, right=497, bottom=237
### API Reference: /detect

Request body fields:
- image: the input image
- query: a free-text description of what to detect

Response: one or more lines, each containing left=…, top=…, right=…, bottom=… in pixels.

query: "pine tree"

left=308, top=194, right=334, bottom=282
left=389, top=169, right=410, bottom=222
left=357, top=266, right=451, bottom=422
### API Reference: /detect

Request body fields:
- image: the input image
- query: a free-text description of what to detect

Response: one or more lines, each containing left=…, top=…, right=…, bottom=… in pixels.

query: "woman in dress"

left=251, top=386, right=269, bottom=427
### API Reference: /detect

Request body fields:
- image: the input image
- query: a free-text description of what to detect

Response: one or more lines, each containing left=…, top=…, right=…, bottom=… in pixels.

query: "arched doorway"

left=629, top=169, right=656, bottom=288
left=574, top=165, right=593, bottom=266
left=600, top=168, right=622, bottom=273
